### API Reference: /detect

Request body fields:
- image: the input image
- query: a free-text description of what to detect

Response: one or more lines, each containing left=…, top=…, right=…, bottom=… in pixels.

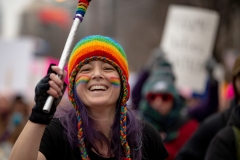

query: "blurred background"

left=0, top=0, right=240, bottom=159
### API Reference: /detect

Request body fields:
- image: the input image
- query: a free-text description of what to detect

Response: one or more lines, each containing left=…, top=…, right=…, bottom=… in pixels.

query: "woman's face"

left=147, top=92, right=174, bottom=116
left=75, top=60, right=121, bottom=109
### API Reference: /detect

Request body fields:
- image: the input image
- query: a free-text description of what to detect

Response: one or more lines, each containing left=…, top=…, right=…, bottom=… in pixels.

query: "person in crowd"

left=204, top=55, right=240, bottom=160
left=135, top=50, right=198, bottom=160
left=0, top=94, right=30, bottom=160
left=131, top=48, right=162, bottom=110
left=132, top=49, right=219, bottom=123
left=176, top=55, right=240, bottom=160
left=7, top=95, right=29, bottom=144
left=186, top=58, right=219, bottom=122
left=9, top=35, right=169, bottom=160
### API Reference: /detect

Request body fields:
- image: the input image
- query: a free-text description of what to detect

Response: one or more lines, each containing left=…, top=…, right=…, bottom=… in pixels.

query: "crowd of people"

left=0, top=94, right=30, bottom=160
left=0, top=34, right=239, bottom=159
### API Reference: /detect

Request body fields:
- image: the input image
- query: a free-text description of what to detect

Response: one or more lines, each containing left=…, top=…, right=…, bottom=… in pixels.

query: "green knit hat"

left=142, top=58, right=177, bottom=99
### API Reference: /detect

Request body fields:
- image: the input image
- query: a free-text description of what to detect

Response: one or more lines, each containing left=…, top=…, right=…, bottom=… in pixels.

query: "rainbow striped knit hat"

left=68, top=35, right=131, bottom=160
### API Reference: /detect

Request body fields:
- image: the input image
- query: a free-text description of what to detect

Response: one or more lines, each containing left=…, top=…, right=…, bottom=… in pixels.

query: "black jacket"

left=176, top=100, right=238, bottom=160
left=204, top=105, right=240, bottom=160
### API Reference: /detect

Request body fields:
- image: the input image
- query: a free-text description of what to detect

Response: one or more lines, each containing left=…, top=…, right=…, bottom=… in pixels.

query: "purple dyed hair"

left=54, top=88, right=143, bottom=159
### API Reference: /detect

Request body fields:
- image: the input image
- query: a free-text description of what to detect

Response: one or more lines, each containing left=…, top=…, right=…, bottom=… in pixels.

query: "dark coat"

left=176, top=100, right=237, bottom=160
left=204, top=105, right=240, bottom=160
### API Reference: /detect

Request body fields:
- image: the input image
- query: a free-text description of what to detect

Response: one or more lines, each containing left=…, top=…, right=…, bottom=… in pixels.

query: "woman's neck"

left=88, top=106, right=117, bottom=137
left=88, top=106, right=117, bottom=158
left=88, top=105, right=116, bottom=122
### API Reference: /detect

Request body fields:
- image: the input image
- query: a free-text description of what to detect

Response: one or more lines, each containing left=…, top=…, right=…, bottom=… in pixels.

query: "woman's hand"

left=47, top=65, right=66, bottom=98
left=29, top=64, right=67, bottom=125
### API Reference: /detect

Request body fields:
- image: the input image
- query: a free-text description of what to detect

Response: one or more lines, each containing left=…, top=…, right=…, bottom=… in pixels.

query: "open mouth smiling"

left=89, top=85, right=108, bottom=91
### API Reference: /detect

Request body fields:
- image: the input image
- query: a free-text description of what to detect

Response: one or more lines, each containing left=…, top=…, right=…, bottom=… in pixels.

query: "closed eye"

left=79, top=66, right=91, bottom=73
left=104, top=67, right=115, bottom=70
left=81, top=69, right=90, bottom=72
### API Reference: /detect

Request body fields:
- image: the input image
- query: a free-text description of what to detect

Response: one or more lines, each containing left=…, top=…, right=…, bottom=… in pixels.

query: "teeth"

left=90, top=85, right=107, bottom=91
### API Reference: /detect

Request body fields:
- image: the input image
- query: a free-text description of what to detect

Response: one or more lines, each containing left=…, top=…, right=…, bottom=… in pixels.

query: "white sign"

left=160, top=5, right=219, bottom=94
left=0, top=38, right=34, bottom=95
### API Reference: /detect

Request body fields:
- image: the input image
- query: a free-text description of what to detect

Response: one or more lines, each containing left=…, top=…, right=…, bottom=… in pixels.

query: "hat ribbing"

left=67, top=35, right=131, bottom=160
left=68, top=35, right=129, bottom=80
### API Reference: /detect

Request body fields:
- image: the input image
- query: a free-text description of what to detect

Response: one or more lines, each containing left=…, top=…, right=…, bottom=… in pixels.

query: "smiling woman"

left=75, top=61, right=121, bottom=109
left=8, top=35, right=169, bottom=160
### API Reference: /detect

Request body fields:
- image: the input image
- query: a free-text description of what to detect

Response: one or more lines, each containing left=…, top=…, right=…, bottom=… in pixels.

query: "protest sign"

left=160, top=5, right=219, bottom=94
